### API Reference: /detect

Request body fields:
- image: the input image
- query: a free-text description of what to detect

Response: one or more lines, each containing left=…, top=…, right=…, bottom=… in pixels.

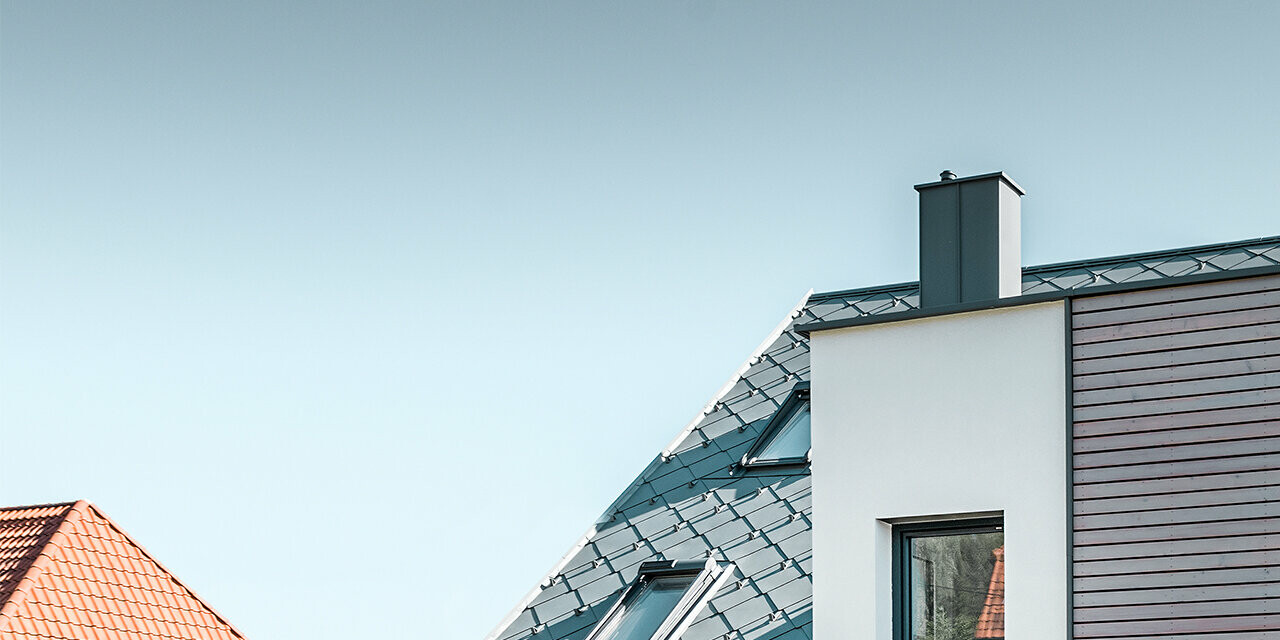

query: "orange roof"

left=975, top=546, right=1004, bottom=639
left=0, top=500, right=246, bottom=639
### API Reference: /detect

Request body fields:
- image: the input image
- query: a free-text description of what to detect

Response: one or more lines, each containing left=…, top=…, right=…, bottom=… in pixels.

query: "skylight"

left=742, top=383, right=811, bottom=467
left=584, top=560, right=725, bottom=640
left=755, top=403, right=810, bottom=461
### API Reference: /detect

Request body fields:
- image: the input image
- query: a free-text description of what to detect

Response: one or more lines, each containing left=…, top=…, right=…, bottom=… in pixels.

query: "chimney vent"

left=915, top=171, right=1025, bottom=308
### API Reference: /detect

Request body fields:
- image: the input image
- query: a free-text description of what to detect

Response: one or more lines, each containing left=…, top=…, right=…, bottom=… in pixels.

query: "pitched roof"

left=488, top=236, right=1280, bottom=640
left=975, top=546, right=1005, bottom=639
left=0, top=500, right=246, bottom=640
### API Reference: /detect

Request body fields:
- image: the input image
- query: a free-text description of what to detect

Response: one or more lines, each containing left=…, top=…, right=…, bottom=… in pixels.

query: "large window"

left=741, top=383, right=811, bottom=468
left=893, top=518, right=1004, bottom=640
left=585, top=560, right=725, bottom=640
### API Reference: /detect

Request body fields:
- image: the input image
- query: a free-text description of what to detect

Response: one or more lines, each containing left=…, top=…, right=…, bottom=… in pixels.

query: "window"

left=741, top=383, right=811, bottom=468
left=586, top=560, right=725, bottom=640
left=893, top=518, right=1004, bottom=640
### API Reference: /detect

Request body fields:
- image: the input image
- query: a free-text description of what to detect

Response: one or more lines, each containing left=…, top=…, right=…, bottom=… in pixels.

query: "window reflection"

left=908, top=532, right=1004, bottom=640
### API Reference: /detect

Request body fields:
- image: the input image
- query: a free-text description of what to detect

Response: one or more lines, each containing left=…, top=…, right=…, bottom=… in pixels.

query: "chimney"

left=915, top=170, right=1026, bottom=308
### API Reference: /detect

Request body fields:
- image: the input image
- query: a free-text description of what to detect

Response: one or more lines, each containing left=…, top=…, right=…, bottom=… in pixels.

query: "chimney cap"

left=939, top=170, right=957, bottom=181
left=914, top=170, right=1026, bottom=196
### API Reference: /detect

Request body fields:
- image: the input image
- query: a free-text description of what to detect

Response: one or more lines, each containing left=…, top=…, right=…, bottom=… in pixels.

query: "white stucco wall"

left=810, top=301, right=1067, bottom=640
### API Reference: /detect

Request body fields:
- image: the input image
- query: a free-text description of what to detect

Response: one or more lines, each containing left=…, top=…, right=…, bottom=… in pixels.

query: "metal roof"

left=487, top=235, right=1280, bottom=640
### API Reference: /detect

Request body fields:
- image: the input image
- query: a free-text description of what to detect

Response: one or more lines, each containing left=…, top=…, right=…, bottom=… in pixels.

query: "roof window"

left=741, top=383, right=811, bottom=467
left=585, top=560, right=726, bottom=640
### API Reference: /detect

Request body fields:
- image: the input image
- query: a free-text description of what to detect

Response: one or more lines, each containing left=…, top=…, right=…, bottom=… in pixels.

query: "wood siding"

left=1072, top=275, right=1280, bottom=639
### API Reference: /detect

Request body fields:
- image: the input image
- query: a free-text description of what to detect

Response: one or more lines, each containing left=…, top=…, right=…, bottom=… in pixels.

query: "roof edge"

left=800, top=263, right=1280, bottom=335
left=74, top=501, right=251, bottom=640
left=483, top=290, right=814, bottom=640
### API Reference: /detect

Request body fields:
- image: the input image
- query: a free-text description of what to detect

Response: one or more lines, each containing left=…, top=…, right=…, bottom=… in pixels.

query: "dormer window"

left=585, top=560, right=726, bottom=640
left=741, top=383, right=811, bottom=467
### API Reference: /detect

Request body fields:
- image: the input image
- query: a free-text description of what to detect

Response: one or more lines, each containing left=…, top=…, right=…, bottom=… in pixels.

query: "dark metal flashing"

left=807, top=280, right=917, bottom=304
left=798, top=263, right=1280, bottom=336
left=1062, top=301, right=1075, bottom=640
left=914, top=171, right=1026, bottom=195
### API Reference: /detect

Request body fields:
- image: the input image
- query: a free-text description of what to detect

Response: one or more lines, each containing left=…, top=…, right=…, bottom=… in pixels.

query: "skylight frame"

left=583, top=559, right=727, bottom=640
left=740, top=382, right=811, bottom=468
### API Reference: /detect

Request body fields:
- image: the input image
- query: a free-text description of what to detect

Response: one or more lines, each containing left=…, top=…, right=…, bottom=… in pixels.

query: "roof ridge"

left=1022, top=233, right=1280, bottom=273
left=0, top=500, right=77, bottom=514
left=808, top=234, right=1280, bottom=301
left=0, top=502, right=77, bottom=629
left=71, top=501, right=251, bottom=640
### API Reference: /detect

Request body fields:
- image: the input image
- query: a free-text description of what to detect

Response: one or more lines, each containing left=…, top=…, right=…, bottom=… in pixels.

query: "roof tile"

left=0, top=501, right=244, bottom=640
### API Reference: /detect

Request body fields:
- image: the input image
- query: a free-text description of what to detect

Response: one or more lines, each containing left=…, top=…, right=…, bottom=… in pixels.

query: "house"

left=487, top=171, right=1280, bottom=640
left=0, top=500, right=246, bottom=639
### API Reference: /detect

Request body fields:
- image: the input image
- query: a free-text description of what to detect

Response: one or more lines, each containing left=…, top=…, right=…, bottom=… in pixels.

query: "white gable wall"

left=810, top=301, right=1067, bottom=639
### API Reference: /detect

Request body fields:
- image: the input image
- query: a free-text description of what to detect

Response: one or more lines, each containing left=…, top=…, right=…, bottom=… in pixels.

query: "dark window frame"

left=740, top=382, right=811, bottom=469
left=891, top=516, right=1004, bottom=640
left=584, top=559, right=725, bottom=640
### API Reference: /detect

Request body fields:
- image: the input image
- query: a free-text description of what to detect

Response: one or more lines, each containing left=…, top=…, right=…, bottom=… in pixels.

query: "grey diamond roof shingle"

left=487, top=235, right=1280, bottom=640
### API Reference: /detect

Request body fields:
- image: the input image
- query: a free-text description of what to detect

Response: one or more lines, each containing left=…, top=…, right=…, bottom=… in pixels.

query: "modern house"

left=0, top=500, right=246, bottom=639
left=487, top=171, right=1280, bottom=640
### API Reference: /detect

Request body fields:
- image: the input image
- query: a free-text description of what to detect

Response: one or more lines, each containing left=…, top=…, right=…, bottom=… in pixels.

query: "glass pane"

left=595, top=576, right=694, bottom=640
left=756, top=403, right=811, bottom=461
left=908, top=531, right=1004, bottom=640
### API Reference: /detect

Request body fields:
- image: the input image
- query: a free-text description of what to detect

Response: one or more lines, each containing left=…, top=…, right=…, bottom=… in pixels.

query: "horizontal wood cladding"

left=1073, top=274, right=1280, bottom=639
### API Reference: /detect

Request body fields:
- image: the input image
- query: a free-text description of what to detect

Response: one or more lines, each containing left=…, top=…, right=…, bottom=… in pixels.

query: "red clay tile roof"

left=0, top=500, right=246, bottom=639
left=975, top=545, right=1004, bottom=639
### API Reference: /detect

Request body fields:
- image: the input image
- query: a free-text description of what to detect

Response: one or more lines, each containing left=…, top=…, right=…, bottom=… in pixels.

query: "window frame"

left=740, top=382, right=811, bottom=469
left=584, top=559, right=726, bottom=640
left=891, top=516, right=1004, bottom=640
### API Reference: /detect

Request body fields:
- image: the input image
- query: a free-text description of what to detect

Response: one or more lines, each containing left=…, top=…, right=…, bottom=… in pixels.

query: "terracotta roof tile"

left=0, top=500, right=245, bottom=639
left=975, top=546, right=1005, bottom=639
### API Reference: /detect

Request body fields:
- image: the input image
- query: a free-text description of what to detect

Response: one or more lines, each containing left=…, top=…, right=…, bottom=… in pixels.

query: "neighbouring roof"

left=975, top=546, right=1005, bottom=640
left=488, top=236, right=1280, bottom=640
left=0, top=500, right=245, bottom=640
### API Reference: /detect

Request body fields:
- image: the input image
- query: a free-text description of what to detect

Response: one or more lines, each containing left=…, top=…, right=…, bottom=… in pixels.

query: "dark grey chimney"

left=915, top=170, right=1025, bottom=308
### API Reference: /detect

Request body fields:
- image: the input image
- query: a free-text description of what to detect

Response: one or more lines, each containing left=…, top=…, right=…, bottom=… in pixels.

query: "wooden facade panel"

left=1075, top=567, right=1280, bottom=592
left=1073, top=470, right=1280, bottom=500
left=1074, top=301, right=1280, bottom=344
left=1073, top=321, right=1280, bottom=360
left=1073, top=452, right=1280, bottom=484
left=1075, top=353, right=1280, bottom=391
left=1075, top=371, right=1280, bottom=407
left=1074, top=518, right=1280, bottom=546
left=1075, top=422, right=1280, bottom=454
left=1073, top=533, right=1280, bottom=561
left=1074, top=486, right=1278, bottom=516
left=1074, top=502, right=1280, bottom=530
left=1076, top=583, right=1280, bottom=607
left=1073, top=387, right=1280, bottom=422
left=1072, top=275, right=1280, bottom=314
left=1073, top=549, right=1280, bottom=577
left=1072, top=276, right=1280, bottom=637
left=1074, top=436, right=1280, bottom=469
left=1074, top=338, right=1280, bottom=376
left=1075, top=404, right=1280, bottom=438
left=1074, top=614, right=1280, bottom=638
left=1073, top=598, right=1280, bottom=622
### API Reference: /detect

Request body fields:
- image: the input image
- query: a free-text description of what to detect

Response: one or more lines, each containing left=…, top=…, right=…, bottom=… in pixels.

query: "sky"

left=2, top=2, right=1278, bottom=638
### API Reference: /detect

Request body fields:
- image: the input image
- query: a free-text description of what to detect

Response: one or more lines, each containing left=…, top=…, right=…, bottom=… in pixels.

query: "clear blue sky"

left=2, top=2, right=1277, bottom=638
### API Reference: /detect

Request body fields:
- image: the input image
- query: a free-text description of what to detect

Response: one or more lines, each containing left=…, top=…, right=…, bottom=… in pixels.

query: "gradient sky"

left=2, top=2, right=1278, bottom=639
